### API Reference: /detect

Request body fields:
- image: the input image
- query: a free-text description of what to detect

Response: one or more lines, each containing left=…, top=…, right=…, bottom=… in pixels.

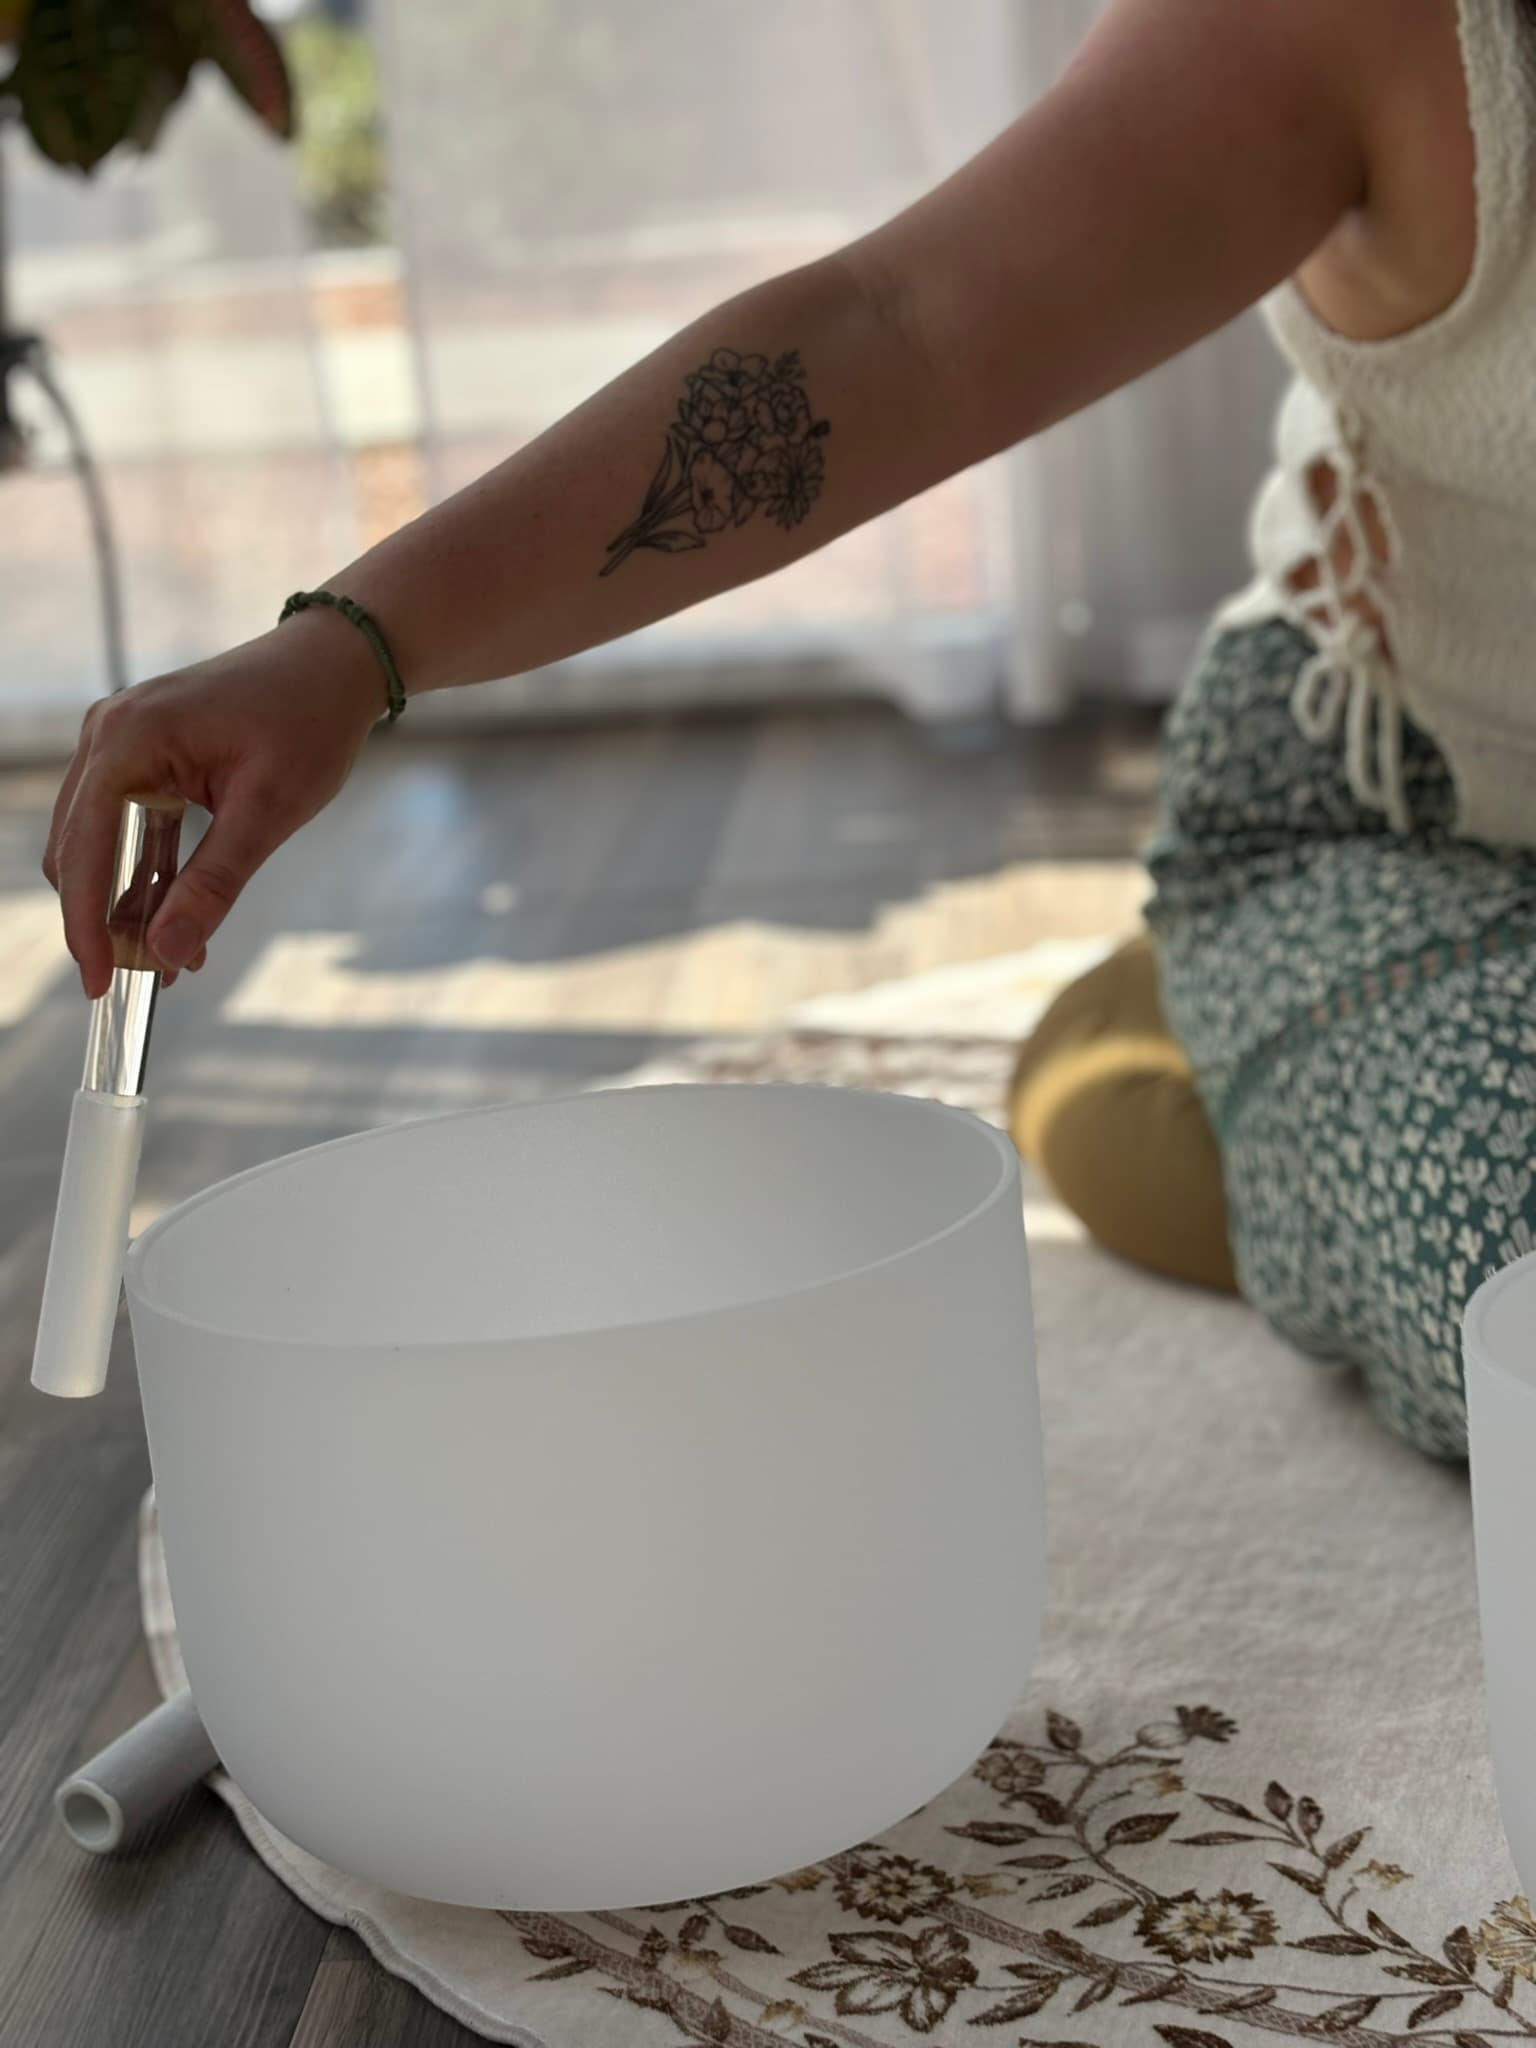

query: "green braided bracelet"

left=279, top=590, right=407, bottom=724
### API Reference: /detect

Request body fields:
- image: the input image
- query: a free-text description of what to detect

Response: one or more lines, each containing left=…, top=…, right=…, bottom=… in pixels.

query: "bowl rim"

left=1464, top=1248, right=1536, bottom=1396
left=123, top=1083, right=1022, bottom=1355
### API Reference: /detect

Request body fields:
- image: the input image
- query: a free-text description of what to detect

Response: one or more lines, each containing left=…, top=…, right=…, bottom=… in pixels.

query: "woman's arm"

left=339, top=0, right=1390, bottom=696
left=49, top=0, right=1409, bottom=991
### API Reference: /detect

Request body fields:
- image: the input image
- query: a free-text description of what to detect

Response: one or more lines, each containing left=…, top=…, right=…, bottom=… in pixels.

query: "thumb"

left=147, top=779, right=287, bottom=971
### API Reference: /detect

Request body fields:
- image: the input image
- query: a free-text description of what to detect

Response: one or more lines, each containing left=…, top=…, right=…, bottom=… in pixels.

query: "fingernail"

left=150, top=916, right=199, bottom=971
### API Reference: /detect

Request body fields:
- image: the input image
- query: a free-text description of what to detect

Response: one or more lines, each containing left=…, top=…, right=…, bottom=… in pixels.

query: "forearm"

left=330, top=253, right=965, bottom=700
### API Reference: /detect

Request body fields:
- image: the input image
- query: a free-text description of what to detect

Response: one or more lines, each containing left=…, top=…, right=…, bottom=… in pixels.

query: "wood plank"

left=291, top=1931, right=492, bottom=2048
left=1, top=1788, right=330, bottom=2048
left=0, top=1427, right=154, bottom=1890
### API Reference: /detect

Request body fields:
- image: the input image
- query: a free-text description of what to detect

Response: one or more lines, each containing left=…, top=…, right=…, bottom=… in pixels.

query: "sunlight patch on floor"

left=221, top=863, right=1144, bottom=1038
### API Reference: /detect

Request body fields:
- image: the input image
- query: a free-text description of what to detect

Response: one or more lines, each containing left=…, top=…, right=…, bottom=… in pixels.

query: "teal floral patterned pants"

left=1145, top=618, right=1536, bottom=1461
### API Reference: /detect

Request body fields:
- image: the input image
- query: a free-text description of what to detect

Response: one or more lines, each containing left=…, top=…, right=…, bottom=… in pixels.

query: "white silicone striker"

left=32, top=795, right=184, bottom=1399
left=32, top=1091, right=146, bottom=1398
left=124, top=1083, right=1046, bottom=1910
left=55, top=1690, right=219, bottom=1852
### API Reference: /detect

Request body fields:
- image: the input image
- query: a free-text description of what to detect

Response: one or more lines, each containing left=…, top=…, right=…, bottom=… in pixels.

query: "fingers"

left=57, top=760, right=137, bottom=1000
left=50, top=695, right=180, bottom=996
left=146, top=777, right=287, bottom=972
left=158, top=945, right=206, bottom=993
left=42, top=702, right=100, bottom=893
left=46, top=634, right=357, bottom=995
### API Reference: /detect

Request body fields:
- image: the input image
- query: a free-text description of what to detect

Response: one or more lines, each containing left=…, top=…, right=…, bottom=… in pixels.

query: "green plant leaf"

left=124, top=0, right=205, bottom=148
left=12, top=0, right=148, bottom=171
left=0, top=0, right=33, bottom=52
left=202, top=0, right=292, bottom=138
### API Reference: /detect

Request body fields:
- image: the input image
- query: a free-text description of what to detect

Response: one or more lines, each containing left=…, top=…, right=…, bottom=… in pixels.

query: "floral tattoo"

left=599, top=347, right=831, bottom=577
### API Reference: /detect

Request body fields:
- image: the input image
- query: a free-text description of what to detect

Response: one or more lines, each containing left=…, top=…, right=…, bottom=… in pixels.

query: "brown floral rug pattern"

left=494, top=1700, right=1536, bottom=2048
left=137, top=1000, right=1521, bottom=2046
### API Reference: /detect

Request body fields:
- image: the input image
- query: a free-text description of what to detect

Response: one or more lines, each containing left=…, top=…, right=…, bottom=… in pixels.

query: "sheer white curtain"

left=1002, top=4, right=1287, bottom=719
left=371, top=0, right=1019, bottom=727
left=374, top=0, right=1285, bottom=729
left=0, top=76, right=356, bottom=754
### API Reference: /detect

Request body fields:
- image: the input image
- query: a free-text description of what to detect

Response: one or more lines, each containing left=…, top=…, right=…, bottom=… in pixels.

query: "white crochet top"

left=1216, top=0, right=1536, bottom=847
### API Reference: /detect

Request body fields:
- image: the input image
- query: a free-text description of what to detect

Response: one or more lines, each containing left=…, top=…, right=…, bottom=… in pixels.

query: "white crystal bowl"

left=125, top=1084, right=1045, bottom=1909
left=1466, top=1252, right=1536, bottom=1902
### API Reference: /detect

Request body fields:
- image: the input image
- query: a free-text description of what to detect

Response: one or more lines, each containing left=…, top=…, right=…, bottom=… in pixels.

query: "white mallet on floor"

left=54, top=1690, right=219, bottom=1853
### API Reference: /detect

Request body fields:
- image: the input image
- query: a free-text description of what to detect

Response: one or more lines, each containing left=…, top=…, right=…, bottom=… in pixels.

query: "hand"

left=44, top=614, right=387, bottom=998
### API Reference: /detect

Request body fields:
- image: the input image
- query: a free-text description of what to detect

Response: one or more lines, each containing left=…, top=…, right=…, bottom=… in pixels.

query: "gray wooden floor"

left=0, top=703, right=1158, bottom=2048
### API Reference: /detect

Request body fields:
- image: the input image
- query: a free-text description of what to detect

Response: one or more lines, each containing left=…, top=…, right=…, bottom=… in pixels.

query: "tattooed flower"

left=1363, top=1859, right=1411, bottom=1888
left=680, top=377, right=752, bottom=449
left=602, top=343, right=828, bottom=573
left=972, top=1740, right=1045, bottom=1804
left=700, top=347, right=770, bottom=395
left=751, top=377, right=815, bottom=445
left=1140, top=1769, right=1185, bottom=1797
left=1476, top=1895, right=1536, bottom=1979
left=739, top=435, right=826, bottom=529
left=1176, top=1705, right=1239, bottom=1744
left=689, top=453, right=739, bottom=532
left=773, top=1866, right=826, bottom=1893
left=1136, top=1889, right=1279, bottom=1965
left=793, top=1927, right=977, bottom=2033
left=833, top=1853, right=956, bottom=1925
left=734, top=441, right=785, bottom=497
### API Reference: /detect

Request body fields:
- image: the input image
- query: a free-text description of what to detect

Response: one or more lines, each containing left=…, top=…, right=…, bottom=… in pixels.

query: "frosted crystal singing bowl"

left=1466, top=1252, right=1536, bottom=1902
left=125, top=1084, right=1045, bottom=1910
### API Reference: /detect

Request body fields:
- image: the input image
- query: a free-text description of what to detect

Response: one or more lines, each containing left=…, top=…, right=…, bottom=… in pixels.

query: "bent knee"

left=1014, top=1036, right=1238, bottom=1295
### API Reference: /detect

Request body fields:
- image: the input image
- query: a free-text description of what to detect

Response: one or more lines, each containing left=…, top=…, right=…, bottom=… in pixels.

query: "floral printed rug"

left=139, top=1022, right=1526, bottom=2047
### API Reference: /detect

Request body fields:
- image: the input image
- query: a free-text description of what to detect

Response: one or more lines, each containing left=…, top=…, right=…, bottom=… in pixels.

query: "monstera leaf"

left=1, top=0, right=293, bottom=172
